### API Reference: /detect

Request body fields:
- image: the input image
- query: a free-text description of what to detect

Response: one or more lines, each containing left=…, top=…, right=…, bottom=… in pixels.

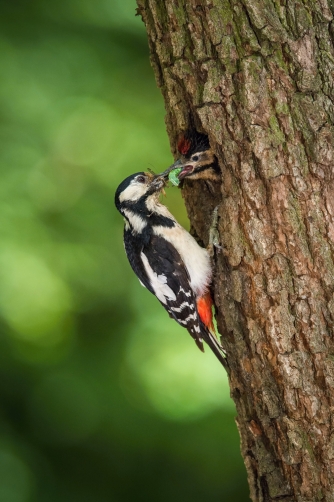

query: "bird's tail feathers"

left=201, top=323, right=227, bottom=368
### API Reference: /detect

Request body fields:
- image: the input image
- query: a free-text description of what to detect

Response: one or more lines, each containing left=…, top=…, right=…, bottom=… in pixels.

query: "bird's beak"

left=149, top=159, right=184, bottom=192
left=149, top=173, right=169, bottom=192
left=156, top=158, right=184, bottom=179
left=178, top=164, right=195, bottom=180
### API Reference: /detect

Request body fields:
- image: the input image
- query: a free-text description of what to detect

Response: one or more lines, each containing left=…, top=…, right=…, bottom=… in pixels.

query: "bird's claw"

left=208, top=205, right=222, bottom=256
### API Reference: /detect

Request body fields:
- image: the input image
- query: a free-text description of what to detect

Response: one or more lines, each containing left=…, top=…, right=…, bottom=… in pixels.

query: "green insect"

left=168, top=168, right=182, bottom=186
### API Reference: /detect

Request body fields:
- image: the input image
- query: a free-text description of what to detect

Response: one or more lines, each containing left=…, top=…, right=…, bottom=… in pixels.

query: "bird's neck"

left=122, top=196, right=176, bottom=244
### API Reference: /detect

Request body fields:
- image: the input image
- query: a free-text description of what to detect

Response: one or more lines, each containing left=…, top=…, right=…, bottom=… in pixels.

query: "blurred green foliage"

left=0, top=1, right=248, bottom=500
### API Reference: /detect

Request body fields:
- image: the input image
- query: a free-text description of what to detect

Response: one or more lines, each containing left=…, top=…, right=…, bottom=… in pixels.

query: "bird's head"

left=115, top=171, right=167, bottom=215
left=176, top=130, right=220, bottom=181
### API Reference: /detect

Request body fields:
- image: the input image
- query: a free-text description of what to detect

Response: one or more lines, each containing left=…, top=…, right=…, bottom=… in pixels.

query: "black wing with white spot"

left=124, top=230, right=205, bottom=350
left=145, top=234, right=207, bottom=351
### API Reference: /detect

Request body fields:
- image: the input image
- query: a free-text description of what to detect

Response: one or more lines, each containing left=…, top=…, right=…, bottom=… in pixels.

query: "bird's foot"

left=207, top=205, right=222, bottom=257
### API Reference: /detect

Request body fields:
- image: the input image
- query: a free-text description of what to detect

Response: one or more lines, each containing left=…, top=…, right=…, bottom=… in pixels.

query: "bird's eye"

left=192, top=155, right=199, bottom=161
left=136, top=175, right=146, bottom=183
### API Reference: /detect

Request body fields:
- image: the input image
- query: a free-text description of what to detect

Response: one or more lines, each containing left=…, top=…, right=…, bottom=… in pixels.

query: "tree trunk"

left=136, top=1, right=334, bottom=500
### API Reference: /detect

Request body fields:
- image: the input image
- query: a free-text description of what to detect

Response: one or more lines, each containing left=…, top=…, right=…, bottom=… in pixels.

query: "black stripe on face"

left=189, top=164, right=218, bottom=176
left=121, top=195, right=175, bottom=229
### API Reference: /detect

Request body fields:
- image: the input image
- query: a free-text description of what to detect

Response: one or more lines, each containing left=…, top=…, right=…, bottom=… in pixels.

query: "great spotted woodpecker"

left=176, top=130, right=220, bottom=181
left=115, top=171, right=226, bottom=367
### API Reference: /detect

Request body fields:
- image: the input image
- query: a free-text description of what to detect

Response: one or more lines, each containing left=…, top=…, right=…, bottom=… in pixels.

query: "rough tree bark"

left=136, top=1, right=334, bottom=500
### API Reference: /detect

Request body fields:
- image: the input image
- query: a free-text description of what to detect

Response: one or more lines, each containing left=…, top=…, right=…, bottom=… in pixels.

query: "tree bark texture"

left=136, top=1, right=334, bottom=501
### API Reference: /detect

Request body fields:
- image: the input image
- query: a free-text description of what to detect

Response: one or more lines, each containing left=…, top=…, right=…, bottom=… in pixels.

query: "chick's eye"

left=136, top=175, right=146, bottom=183
left=192, top=155, right=199, bottom=161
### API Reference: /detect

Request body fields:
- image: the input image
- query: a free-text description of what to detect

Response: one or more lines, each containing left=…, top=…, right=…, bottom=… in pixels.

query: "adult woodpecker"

left=115, top=171, right=226, bottom=367
left=175, top=130, right=220, bottom=181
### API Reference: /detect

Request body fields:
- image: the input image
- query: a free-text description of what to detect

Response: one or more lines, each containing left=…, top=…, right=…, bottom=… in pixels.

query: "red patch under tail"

left=197, top=293, right=215, bottom=333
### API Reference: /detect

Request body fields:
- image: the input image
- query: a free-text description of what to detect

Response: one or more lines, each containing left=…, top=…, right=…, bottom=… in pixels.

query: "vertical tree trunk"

left=136, top=1, right=334, bottom=500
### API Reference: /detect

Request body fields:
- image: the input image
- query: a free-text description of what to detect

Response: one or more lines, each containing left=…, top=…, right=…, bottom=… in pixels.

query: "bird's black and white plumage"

left=114, top=171, right=226, bottom=366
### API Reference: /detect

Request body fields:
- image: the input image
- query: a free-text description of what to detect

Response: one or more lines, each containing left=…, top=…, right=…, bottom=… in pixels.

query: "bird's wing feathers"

left=124, top=230, right=226, bottom=362
left=141, top=234, right=205, bottom=349
left=123, top=228, right=153, bottom=292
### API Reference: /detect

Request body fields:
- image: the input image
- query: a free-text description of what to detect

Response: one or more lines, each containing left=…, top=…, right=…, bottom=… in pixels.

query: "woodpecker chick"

left=115, top=171, right=226, bottom=367
left=176, top=130, right=220, bottom=181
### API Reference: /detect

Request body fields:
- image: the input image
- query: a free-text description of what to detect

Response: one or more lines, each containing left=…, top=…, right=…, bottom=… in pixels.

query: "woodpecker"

left=176, top=130, right=220, bottom=181
left=115, top=171, right=226, bottom=367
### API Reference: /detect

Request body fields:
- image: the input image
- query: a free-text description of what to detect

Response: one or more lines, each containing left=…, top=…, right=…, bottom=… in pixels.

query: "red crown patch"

left=177, top=136, right=192, bottom=155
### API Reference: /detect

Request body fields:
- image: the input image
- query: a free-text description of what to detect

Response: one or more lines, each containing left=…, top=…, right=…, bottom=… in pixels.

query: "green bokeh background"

left=0, top=1, right=249, bottom=500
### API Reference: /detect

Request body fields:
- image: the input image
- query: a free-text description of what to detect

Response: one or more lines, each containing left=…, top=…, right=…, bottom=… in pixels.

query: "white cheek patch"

left=140, top=252, right=176, bottom=305
left=119, top=182, right=147, bottom=203
left=123, top=209, right=146, bottom=233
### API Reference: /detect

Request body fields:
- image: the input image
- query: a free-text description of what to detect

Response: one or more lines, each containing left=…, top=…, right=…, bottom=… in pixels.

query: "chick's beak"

left=178, top=164, right=194, bottom=180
